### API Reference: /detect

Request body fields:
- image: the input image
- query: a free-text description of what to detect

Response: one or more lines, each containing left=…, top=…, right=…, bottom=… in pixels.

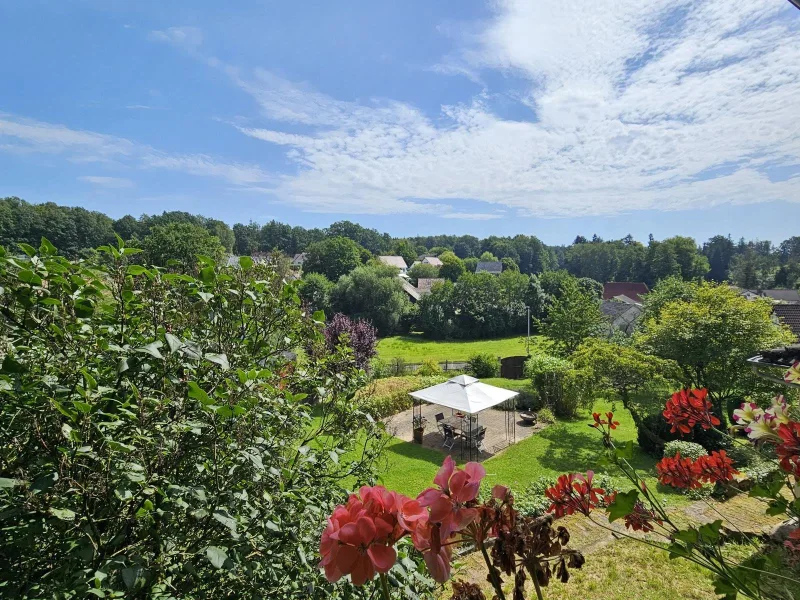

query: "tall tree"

left=141, top=222, right=225, bottom=267
left=540, top=279, right=605, bottom=354
left=303, top=236, right=364, bottom=282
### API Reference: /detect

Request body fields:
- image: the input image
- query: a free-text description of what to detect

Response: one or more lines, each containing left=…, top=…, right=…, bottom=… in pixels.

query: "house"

left=773, top=304, right=800, bottom=340
left=476, top=261, right=503, bottom=275
left=399, top=278, right=421, bottom=302
left=421, top=256, right=443, bottom=267
left=602, top=282, right=649, bottom=303
left=761, top=289, right=800, bottom=303
left=378, top=255, right=408, bottom=273
left=416, top=278, right=445, bottom=295
left=291, top=253, right=307, bottom=268
left=601, top=300, right=643, bottom=335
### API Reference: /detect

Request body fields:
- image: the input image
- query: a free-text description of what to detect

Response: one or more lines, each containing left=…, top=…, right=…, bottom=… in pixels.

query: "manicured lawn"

left=378, top=397, right=690, bottom=507
left=377, top=333, right=546, bottom=363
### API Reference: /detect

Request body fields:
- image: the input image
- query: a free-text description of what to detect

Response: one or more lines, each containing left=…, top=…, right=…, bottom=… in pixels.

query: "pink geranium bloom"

left=417, top=456, right=486, bottom=540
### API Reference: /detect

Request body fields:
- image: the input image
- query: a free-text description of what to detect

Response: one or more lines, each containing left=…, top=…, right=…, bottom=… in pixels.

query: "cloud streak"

left=226, top=0, right=800, bottom=217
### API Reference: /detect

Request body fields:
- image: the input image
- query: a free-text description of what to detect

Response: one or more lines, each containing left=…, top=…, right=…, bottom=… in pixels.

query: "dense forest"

left=2, top=196, right=800, bottom=289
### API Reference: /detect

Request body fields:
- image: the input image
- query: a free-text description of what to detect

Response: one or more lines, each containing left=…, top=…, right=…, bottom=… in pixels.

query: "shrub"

left=369, top=357, right=392, bottom=379
left=467, top=353, right=500, bottom=378
left=324, top=313, right=378, bottom=370
left=516, top=389, right=544, bottom=412
left=537, top=407, right=555, bottom=423
left=0, top=239, right=387, bottom=599
left=357, top=375, right=448, bottom=419
left=637, top=412, right=682, bottom=455
left=663, top=440, right=706, bottom=461
left=524, top=352, right=590, bottom=418
left=511, top=474, right=619, bottom=518
left=416, top=357, right=443, bottom=376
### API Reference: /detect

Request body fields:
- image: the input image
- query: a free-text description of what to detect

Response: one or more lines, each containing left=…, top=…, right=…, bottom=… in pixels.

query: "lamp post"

left=526, top=306, right=531, bottom=355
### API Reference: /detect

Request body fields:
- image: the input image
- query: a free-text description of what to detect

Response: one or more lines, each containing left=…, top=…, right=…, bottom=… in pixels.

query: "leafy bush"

left=524, top=352, right=590, bottom=418
left=663, top=441, right=707, bottom=461
left=416, top=358, right=443, bottom=376
left=356, top=376, right=448, bottom=419
left=467, top=353, right=500, bottom=378
left=637, top=412, right=682, bottom=455
left=368, top=357, right=392, bottom=379
left=537, top=407, right=555, bottom=423
left=516, top=389, right=544, bottom=412
left=324, top=313, right=378, bottom=370
left=0, top=239, right=389, bottom=599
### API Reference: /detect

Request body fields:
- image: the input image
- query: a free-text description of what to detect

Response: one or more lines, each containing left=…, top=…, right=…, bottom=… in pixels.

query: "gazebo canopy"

left=409, top=375, right=519, bottom=414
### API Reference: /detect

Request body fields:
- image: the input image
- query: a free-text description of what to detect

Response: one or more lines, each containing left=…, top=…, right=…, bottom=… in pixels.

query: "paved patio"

left=383, top=401, right=545, bottom=460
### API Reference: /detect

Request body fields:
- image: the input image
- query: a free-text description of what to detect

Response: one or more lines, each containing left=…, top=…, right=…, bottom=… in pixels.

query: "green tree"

left=392, top=239, right=418, bottom=266
left=298, top=272, right=334, bottom=315
left=479, top=251, right=499, bottom=262
left=635, top=281, right=794, bottom=422
left=233, top=221, right=261, bottom=255
left=453, top=235, right=480, bottom=258
left=540, top=279, right=605, bottom=354
left=0, top=239, right=398, bottom=599
left=463, top=257, right=478, bottom=273
left=303, top=236, right=364, bottom=282
left=438, top=251, right=466, bottom=282
left=331, top=264, right=411, bottom=335
left=141, top=221, right=225, bottom=267
left=407, top=262, right=439, bottom=285
left=703, top=235, right=735, bottom=282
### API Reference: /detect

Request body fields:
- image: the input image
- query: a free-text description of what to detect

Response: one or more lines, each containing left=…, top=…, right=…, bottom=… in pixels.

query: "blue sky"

left=1, top=0, right=799, bottom=245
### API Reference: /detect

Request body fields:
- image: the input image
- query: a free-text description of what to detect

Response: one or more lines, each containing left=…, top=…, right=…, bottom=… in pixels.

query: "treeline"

left=3, top=197, right=800, bottom=289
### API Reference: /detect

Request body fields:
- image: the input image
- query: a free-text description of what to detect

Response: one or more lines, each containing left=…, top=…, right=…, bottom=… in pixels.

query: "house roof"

left=291, top=253, right=307, bottom=264
left=416, top=278, right=445, bottom=294
left=400, top=279, right=421, bottom=302
left=603, top=282, right=649, bottom=303
left=600, top=300, right=636, bottom=319
left=378, top=255, right=408, bottom=270
left=476, top=261, right=503, bottom=274
left=773, top=304, right=800, bottom=340
left=422, top=256, right=443, bottom=267
left=762, top=289, right=800, bottom=303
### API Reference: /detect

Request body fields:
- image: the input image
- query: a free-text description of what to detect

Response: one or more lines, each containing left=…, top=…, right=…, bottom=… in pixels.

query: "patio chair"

left=435, top=413, right=445, bottom=433
left=442, top=424, right=456, bottom=450
left=471, top=427, right=487, bottom=455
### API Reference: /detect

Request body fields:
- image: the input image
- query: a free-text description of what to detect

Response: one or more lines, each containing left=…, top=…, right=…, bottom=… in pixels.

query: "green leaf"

left=197, top=291, right=213, bottom=303
left=127, top=265, right=148, bottom=276
left=136, top=342, right=163, bottom=360
left=73, top=298, right=95, bottom=318
left=607, top=489, right=638, bottom=523
left=18, top=242, right=37, bottom=257
left=238, top=256, right=253, bottom=270
left=199, top=266, right=216, bottom=284
left=82, top=369, right=97, bottom=390
left=39, top=237, right=57, bottom=256
left=312, top=310, right=326, bottom=323
left=165, top=332, right=182, bottom=353
left=121, top=567, right=145, bottom=591
left=205, top=353, right=230, bottom=370
left=212, top=509, right=238, bottom=534
left=73, top=401, right=91, bottom=414
left=187, top=382, right=213, bottom=405
left=614, top=440, right=635, bottom=460
left=197, top=255, right=216, bottom=267
left=205, top=546, right=230, bottom=569
left=0, top=477, right=22, bottom=488
left=673, top=528, right=699, bottom=544
left=1, top=355, right=25, bottom=374
left=50, top=507, right=76, bottom=521
left=698, top=520, right=722, bottom=544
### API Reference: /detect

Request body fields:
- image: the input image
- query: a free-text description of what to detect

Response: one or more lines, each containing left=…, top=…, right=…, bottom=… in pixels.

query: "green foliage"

left=298, top=271, right=334, bottom=315
left=331, top=264, right=412, bottom=336
left=356, top=375, right=447, bottom=419
left=663, top=441, right=707, bottom=461
left=540, top=278, right=605, bottom=354
left=303, top=236, right=365, bottom=282
left=524, top=352, right=590, bottom=418
left=636, top=281, right=794, bottom=419
left=510, top=473, right=619, bottom=518
left=466, top=353, right=500, bottom=378
left=407, top=262, right=439, bottom=284
left=416, top=358, right=442, bottom=376
left=438, top=251, right=465, bottom=282
left=140, top=221, right=226, bottom=267
left=537, top=407, right=555, bottom=423
left=392, top=239, right=418, bottom=266
left=0, top=238, right=386, bottom=599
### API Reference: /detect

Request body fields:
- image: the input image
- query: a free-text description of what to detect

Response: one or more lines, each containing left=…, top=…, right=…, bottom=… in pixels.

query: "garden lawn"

left=378, top=398, right=691, bottom=508
left=376, top=333, right=546, bottom=363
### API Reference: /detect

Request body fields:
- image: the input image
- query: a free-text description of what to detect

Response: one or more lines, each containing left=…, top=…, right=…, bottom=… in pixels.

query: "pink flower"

left=417, top=456, right=486, bottom=540
left=784, top=361, right=800, bottom=385
left=732, top=402, right=763, bottom=425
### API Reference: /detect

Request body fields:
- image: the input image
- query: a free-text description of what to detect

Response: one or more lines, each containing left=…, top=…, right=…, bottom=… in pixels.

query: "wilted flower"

left=623, top=501, right=663, bottom=533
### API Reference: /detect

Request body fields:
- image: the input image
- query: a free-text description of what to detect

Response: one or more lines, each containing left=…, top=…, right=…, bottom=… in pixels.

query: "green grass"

left=376, top=333, right=546, bottom=363
left=378, top=397, right=690, bottom=507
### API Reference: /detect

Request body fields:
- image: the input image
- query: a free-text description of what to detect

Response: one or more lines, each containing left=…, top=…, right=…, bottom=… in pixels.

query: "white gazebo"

left=409, top=375, right=519, bottom=460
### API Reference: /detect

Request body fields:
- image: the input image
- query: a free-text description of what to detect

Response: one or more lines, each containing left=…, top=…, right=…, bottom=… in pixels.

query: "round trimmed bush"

left=467, top=353, right=500, bottom=378
left=663, top=440, right=706, bottom=461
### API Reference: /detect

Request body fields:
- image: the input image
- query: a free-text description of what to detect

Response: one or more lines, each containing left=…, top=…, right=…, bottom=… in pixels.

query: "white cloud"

left=148, top=26, right=203, bottom=50
left=441, top=212, right=504, bottom=220
left=0, top=114, right=270, bottom=187
left=78, top=176, right=134, bottom=188
left=224, top=0, right=800, bottom=217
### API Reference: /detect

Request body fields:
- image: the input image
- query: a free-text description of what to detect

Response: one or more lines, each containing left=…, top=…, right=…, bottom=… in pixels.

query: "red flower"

left=590, top=412, right=620, bottom=430
left=319, top=485, right=410, bottom=585
left=545, top=471, right=605, bottom=518
left=656, top=453, right=702, bottom=489
left=777, top=422, right=800, bottom=476
left=692, top=451, right=737, bottom=484
left=785, top=528, right=800, bottom=554
left=662, top=388, right=720, bottom=436
left=623, top=501, right=663, bottom=533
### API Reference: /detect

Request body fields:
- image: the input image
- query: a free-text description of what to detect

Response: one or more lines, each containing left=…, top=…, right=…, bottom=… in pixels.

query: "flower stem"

left=379, top=572, right=391, bottom=600
left=478, top=540, right=506, bottom=600
left=531, top=562, right=545, bottom=600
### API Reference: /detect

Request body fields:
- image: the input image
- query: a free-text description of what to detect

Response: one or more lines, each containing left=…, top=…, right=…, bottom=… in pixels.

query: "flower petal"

left=367, top=544, right=397, bottom=573
left=434, top=455, right=455, bottom=492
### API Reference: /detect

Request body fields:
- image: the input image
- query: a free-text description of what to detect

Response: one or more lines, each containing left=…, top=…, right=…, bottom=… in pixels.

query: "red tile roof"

left=602, top=282, right=650, bottom=303
left=773, top=304, right=800, bottom=340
